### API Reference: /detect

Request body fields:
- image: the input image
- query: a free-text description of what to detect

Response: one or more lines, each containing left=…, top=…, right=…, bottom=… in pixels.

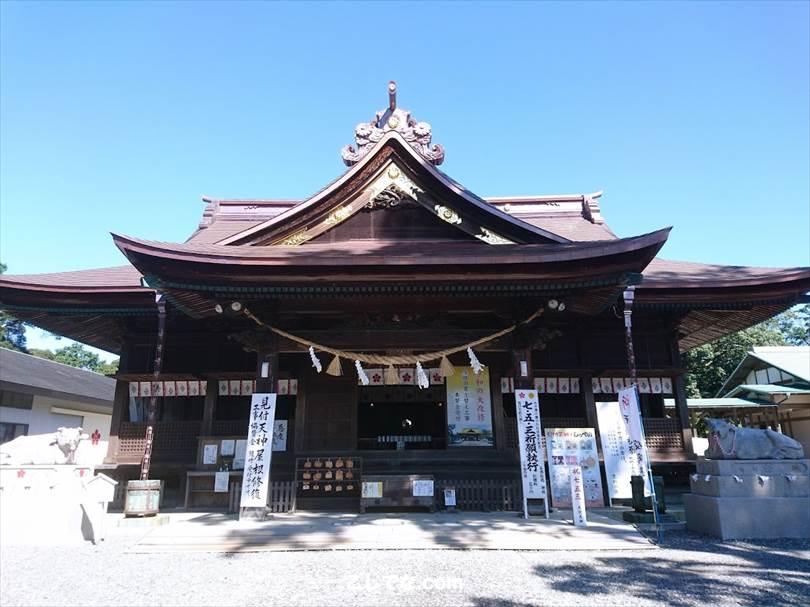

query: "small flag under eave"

left=139, top=381, right=151, bottom=397
left=188, top=380, right=200, bottom=396
left=638, top=378, right=651, bottom=393
left=534, top=377, right=545, bottom=393
left=571, top=378, right=580, bottom=393
left=592, top=378, right=601, bottom=394
left=661, top=377, right=673, bottom=394
left=229, top=380, right=241, bottom=396
left=546, top=377, right=558, bottom=394
left=289, top=379, right=298, bottom=395
left=219, top=381, right=229, bottom=396
left=399, top=368, right=415, bottom=385
left=241, top=379, right=254, bottom=395
left=277, top=379, right=289, bottom=395
left=651, top=378, right=662, bottom=393
left=600, top=378, right=612, bottom=393
left=129, top=382, right=140, bottom=398
left=164, top=381, right=176, bottom=397
left=176, top=380, right=188, bottom=397
left=368, top=369, right=384, bottom=385
left=429, top=368, right=443, bottom=385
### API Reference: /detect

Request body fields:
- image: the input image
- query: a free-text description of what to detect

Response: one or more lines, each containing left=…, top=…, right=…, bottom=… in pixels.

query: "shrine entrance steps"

left=126, top=511, right=655, bottom=553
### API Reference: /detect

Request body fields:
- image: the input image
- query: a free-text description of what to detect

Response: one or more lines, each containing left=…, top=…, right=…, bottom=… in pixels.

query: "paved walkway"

left=129, top=510, right=655, bottom=553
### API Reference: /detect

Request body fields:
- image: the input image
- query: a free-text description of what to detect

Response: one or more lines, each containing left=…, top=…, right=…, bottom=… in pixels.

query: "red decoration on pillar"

left=16, top=469, right=25, bottom=478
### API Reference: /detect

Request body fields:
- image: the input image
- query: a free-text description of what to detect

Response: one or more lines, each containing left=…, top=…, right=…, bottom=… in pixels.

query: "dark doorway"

left=357, top=385, right=446, bottom=450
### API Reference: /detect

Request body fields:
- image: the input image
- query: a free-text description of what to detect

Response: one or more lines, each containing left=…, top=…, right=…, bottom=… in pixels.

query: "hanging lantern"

left=467, top=347, right=484, bottom=375
left=326, top=355, right=343, bottom=377
left=384, top=364, right=399, bottom=385
left=355, top=360, right=370, bottom=386
left=439, top=355, right=455, bottom=378
left=309, top=346, right=323, bottom=373
left=415, top=361, right=430, bottom=389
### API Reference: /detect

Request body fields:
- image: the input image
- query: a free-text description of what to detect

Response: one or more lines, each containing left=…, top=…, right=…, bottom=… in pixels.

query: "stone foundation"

left=684, top=459, right=810, bottom=539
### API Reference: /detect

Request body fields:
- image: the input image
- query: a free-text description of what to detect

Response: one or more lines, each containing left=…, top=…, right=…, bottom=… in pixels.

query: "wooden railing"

left=118, top=421, right=201, bottom=463
left=643, top=418, right=684, bottom=451
left=434, top=479, right=522, bottom=512
left=229, top=481, right=297, bottom=513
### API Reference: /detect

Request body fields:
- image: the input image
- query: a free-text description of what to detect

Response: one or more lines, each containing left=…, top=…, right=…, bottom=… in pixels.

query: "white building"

left=0, top=348, right=114, bottom=464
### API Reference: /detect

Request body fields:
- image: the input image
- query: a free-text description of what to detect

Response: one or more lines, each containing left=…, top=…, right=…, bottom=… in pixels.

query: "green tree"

left=0, top=262, right=27, bottom=352
left=31, top=342, right=119, bottom=375
left=776, top=304, right=810, bottom=346
left=684, top=317, right=787, bottom=398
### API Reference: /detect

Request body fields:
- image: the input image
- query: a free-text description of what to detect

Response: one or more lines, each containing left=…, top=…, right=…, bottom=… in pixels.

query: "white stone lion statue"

left=704, top=418, right=805, bottom=460
left=0, top=427, right=90, bottom=465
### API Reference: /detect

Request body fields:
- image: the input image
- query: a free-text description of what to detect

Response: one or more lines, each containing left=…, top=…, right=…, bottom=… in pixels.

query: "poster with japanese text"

left=595, top=391, right=650, bottom=499
left=545, top=427, right=604, bottom=507
left=446, top=367, right=493, bottom=447
left=239, top=393, right=277, bottom=508
left=515, top=389, right=548, bottom=500
left=570, top=466, right=588, bottom=527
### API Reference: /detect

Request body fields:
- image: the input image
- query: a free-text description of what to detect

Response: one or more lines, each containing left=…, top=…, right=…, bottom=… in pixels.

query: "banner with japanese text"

left=545, top=427, right=604, bottom=507
left=515, top=388, right=548, bottom=499
left=570, top=465, right=588, bottom=527
left=239, top=393, right=277, bottom=508
left=595, top=388, right=650, bottom=499
left=446, top=367, right=494, bottom=447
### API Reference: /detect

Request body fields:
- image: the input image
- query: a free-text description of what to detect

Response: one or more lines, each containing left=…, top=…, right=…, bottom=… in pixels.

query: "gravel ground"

left=2, top=531, right=808, bottom=607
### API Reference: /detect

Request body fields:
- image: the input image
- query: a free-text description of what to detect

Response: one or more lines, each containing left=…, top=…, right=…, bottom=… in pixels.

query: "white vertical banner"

left=570, top=466, right=587, bottom=527
left=618, top=386, right=652, bottom=495
left=515, top=388, right=549, bottom=518
left=239, top=393, right=277, bottom=509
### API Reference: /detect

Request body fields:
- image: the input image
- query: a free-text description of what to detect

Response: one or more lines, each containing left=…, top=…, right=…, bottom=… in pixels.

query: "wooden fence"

left=228, top=480, right=296, bottom=514
left=434, top=479, right=522, bottom=512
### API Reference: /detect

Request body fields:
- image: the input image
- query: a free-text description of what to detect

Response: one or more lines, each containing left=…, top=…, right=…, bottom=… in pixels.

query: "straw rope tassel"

left=439, top=355, right=455, bottom=378
left=326, top=355, right=343, bottom=377
left=384, top=365, right=399, bottom=385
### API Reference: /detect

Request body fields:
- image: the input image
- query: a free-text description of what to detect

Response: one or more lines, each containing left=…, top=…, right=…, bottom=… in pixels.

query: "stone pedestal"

left=684, top=459, right=810, bottom=539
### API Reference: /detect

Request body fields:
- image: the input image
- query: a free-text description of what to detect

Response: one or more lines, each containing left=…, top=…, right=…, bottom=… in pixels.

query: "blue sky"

left=1, top=3, right=808, bottom=274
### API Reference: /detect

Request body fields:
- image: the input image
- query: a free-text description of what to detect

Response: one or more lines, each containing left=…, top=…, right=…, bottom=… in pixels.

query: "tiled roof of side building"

left=0, top=265, right=146, bottom=290
left=640, top=258, right=810, bottom=287
left=0, top=347, right=115, bottom=408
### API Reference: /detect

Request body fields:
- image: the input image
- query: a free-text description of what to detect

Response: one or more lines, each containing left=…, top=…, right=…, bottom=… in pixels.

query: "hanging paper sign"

left=446, top=367, right=493, bottom=447
left=200, top=380, right=207, bottom=396
left=612, top=378, right=624, bottom=393
left=188, top=380, right=200, bottom=396
left=139, top=381, right=151, bottom=397
left=534, top=378, right=545, bottom=393
left=176, top=380, right=188, bottom=397
left=288, top=379, right=298, bottom=395
left=570, top=466, right=588, bottom=527
left=546, top=377, right=558, bottom=394
left=412, top=480, right=434, bottom=497
left=443, top=488, right=456, bottom=507
left=214, top=471, right=230, bottom=493
left=366, top=370, right=383, bottom=385
left=651, top=378, right=662, bottom=394
left=128, top=382, right=139, bottom=398
left=429, top=369, right=443, bottom=385
left=571, top=378, right=580, bottom=394
left=152, top=381, right=164, bottom=397
left=272, top=420, right=288, bottom=452
left=229, top=380, right=241, bottom=396
left=501, top=377, right=512, bottom=394
left=219, top=381, right=229, bottom=396
left=558, top=378, right=570, bottom=394
left=661, top=377, right=673, bottom=394
left=591, top=378, right=601, bottom=394
left=277, top=379, right=289, bottom=395
left=362, top=482, right=383, bottom=498
left=515, top=389, right=547, bottom=500
left=203, top=444, right=218, bottom=465
left=239, top=393, right=277, bottom=509
left=220, top=439, right=235, bottom=457
left=545, top=428, right=604, bottom=508
left=164, top=381, right=176, bottom=397
left=241, top=380, right=254, bottom=395
left=600, top=378, right=613, bottom=393
left=233, top=439, right=247, bottom=470
left=638, top=378, right=651, bottom=393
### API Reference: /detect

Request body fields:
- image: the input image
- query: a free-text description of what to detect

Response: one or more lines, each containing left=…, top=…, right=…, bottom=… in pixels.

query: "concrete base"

left=684, top=493, right=810, bottom=539
left=621, top=511, right=679, bottom=524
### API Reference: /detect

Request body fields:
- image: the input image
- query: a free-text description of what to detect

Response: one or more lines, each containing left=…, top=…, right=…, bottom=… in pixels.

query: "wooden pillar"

left=491, top=371, right=507, bottom=452
left=201, top=379, right=218, bottom=436
left=104, top=380, right=129, bottom=465
left=673, top=374, right=694, bottom=456
left=104, top=346, right=130, bottom=465
left=241, top=335, right=278, bottom=521
left=582, top=374, right=598, bottom=433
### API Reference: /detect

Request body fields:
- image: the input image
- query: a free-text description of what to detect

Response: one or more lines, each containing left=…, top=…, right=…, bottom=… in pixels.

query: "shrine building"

left=2, top=83, right=809, bottom=511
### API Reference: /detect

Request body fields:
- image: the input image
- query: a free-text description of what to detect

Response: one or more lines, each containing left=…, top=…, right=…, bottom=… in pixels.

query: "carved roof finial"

left=341, top=82, right=445, bottom=167
left=388, top=80, right=397, bottom=111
